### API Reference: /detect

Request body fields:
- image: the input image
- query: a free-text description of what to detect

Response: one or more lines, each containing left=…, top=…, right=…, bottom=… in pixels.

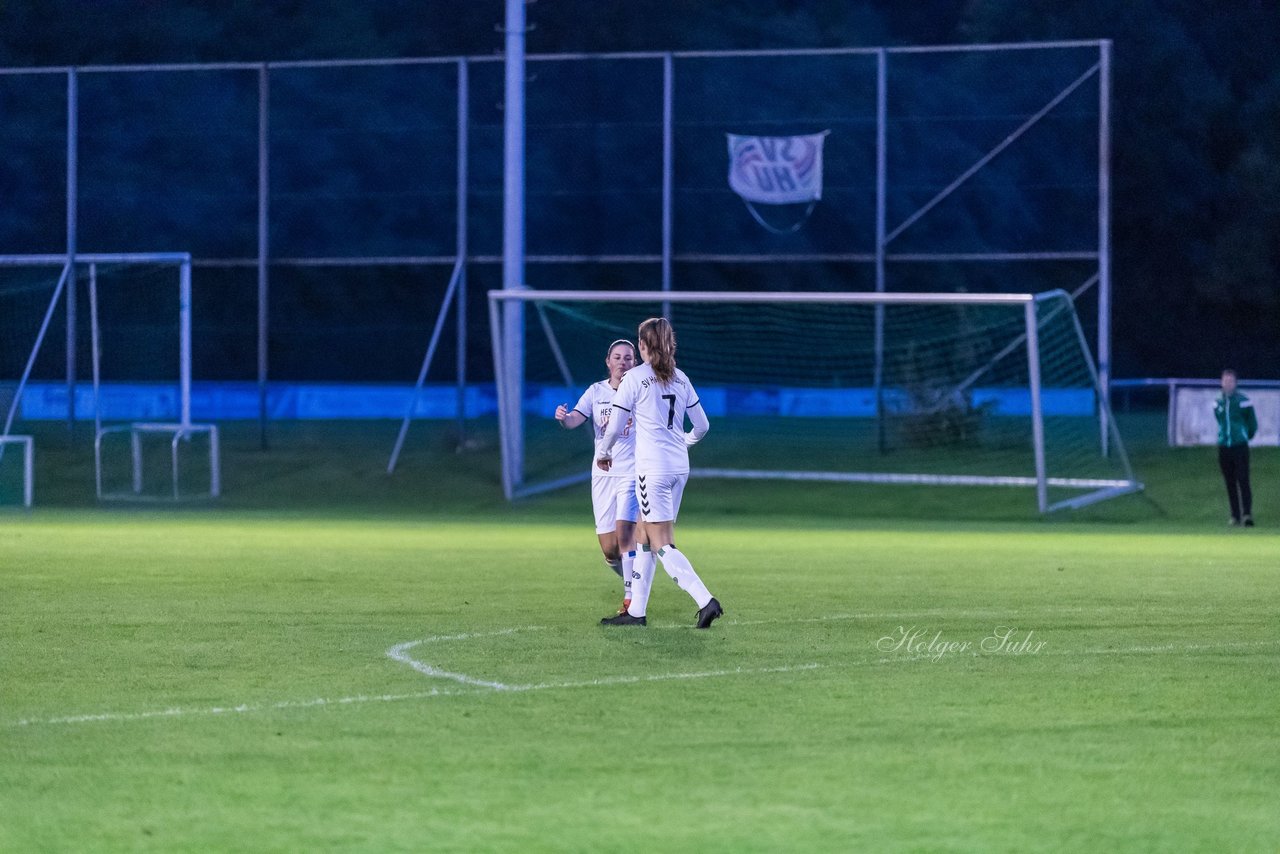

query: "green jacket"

left=1214, top=391, right=1258, bottom=447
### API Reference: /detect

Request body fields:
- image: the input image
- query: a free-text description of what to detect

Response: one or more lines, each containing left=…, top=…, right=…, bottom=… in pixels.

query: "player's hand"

left=596, top=455, right=612, bottom=472
left=555, top=403, right=569, bottom=422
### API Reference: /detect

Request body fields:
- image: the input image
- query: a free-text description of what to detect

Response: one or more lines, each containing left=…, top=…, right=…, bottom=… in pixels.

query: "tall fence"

left=0, top=40, right=1111, bottom=445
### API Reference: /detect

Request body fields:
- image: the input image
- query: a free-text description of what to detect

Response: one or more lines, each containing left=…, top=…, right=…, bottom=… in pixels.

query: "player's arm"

left=684, top=382, right=709, bottom=446
left=555, top=404, right=588, bottom=429
left=684, top=399, right=709, bottom=446
left=556, top=390, right=592, bottom=429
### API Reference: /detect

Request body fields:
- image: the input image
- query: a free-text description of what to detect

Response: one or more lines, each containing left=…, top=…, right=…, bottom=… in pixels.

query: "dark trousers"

left=1218, top=444, right=1253, bottom=521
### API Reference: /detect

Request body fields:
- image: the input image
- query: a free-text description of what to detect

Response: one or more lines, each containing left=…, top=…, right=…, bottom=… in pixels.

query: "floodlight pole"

left=1098, top=40, right=1112, bottom=456
left=661, top=52, right=674, bottom=317
left=257, top=63, right=270, bottom=450
left=501, top=0, right=527, bottom=494
left=66, top=68, right=78, bottom=433
left=456, top=58, right=469, bottom=444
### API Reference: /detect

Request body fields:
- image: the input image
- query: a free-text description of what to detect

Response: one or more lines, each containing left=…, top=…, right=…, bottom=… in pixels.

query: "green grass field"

left=2, top=415, right=1278, bottom=851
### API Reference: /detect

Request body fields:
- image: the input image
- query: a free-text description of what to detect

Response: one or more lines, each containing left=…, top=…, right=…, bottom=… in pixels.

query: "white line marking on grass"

left=8, top=624, right=1278, bottom=730
left=694, top=602, right=1262, bottom=631
left=6, top=663, right=821, bottom=728
left=386, top=627, right=543, bottom=691
left=384, top=628, right=822, bottom=692
left=510, top=662, right=824, bottom=692
left=1075, top=639, right=1280, bottom=656
left=10, top=690, right=460, bottom=728
left=676, top=604, right=1158, bottom=631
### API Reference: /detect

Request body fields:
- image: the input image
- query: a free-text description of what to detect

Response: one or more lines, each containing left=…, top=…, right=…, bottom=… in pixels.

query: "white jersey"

left=608, top=364, right=703, bottom=475
left=572, top=380, right=635, bottom=477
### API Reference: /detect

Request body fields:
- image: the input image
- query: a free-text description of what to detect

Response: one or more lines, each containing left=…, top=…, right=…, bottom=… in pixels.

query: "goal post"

left=487, top=289, right=1141, bottom=512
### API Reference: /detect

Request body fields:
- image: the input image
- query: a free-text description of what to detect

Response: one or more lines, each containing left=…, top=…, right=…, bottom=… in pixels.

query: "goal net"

left=489, top=289, right=1140, bottom=512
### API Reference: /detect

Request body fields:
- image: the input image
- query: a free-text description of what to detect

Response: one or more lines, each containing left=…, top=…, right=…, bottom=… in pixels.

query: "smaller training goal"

left=85, top=255, right=221, bottom=500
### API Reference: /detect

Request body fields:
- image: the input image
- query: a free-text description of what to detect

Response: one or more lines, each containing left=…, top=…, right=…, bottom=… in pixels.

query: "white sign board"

left=727, top=132, right=828, bottom=204
left=1170, top=387, right=1280, bottom=446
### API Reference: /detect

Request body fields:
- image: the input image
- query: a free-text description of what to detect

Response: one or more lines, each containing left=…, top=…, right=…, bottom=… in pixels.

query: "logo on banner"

left=727, top=131, right=829, bottom=233
left=728, top=132, right=827, bottom=203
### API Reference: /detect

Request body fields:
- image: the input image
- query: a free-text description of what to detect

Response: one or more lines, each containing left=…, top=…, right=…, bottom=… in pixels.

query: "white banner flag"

left=727, top=131, right=829, bottom=205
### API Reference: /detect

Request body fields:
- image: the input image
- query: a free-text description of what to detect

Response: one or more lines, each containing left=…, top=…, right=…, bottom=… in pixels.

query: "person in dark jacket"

left=1214, top=369, right=1258, bottom=526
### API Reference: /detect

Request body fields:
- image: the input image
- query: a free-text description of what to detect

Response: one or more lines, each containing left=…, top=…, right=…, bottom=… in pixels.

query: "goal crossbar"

left=489, top=289, right=1039, bottom=306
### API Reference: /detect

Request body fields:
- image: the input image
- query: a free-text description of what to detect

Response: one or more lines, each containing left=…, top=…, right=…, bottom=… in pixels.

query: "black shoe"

left=1229, top=518, right=1242, bottom=526
left=601, top=611, right=646, bottom=626
left=1244, top=516, right=1255, bottom=527
left=695, top=598, right=723, bottom=629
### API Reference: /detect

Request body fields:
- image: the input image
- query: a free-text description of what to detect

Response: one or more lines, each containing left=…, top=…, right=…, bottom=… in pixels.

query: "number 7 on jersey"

left=662, top=394, right=676, bottom=428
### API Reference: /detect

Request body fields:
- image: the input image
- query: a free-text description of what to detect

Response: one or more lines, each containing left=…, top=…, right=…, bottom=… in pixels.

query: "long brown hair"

left=638, top=317, right=677, bottom=383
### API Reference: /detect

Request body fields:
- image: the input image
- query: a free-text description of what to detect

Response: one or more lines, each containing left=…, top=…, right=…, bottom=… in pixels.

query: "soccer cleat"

left=694, top=597, right=723, bottom=629
left=1229, top=518, right=1242, bottom=526
left=1243, top=515, right=1255, bottom=527
left=615, top=598, right=632, bottom=615
left=600, top=611, right=646, bottom=626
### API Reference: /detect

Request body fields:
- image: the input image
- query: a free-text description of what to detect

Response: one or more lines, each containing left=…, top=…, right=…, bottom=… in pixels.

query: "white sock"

left=620, top=551, right=634, bottom=602
left=627, top=547, right=657, bottom=617
left=656, top=546, right=713, bottom=609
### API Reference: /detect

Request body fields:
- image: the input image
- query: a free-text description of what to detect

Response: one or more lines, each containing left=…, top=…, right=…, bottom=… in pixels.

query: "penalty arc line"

left=8, top=628, right=1279, bottom=729
left=381, top=607, right=1138, bottom=690
left=388, top=629, right=828, bottom=693
left=386, top=628, right=542, bottom=691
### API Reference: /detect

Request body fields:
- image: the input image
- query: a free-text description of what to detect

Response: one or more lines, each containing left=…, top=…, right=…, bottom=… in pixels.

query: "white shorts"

left=636, top=472, right=687, bottom=523
left=592, top=475, right=639, bottom=535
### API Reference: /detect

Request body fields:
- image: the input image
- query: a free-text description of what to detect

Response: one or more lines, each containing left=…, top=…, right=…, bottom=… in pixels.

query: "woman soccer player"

left=595, top=317, right=723, bottom=629
left=554, top=339, right=640, bottom=611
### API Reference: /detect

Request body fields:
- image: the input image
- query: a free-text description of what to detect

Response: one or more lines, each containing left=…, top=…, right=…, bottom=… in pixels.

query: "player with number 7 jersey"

left=595, top=317, right=722, bottom=629
left=613, top=365, right=701, bottom=476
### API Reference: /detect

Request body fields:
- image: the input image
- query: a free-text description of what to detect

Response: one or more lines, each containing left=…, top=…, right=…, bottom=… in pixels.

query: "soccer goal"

left=488, top=289, right=1141, bottom=512
left=83, top=255, right=221, bottom=501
